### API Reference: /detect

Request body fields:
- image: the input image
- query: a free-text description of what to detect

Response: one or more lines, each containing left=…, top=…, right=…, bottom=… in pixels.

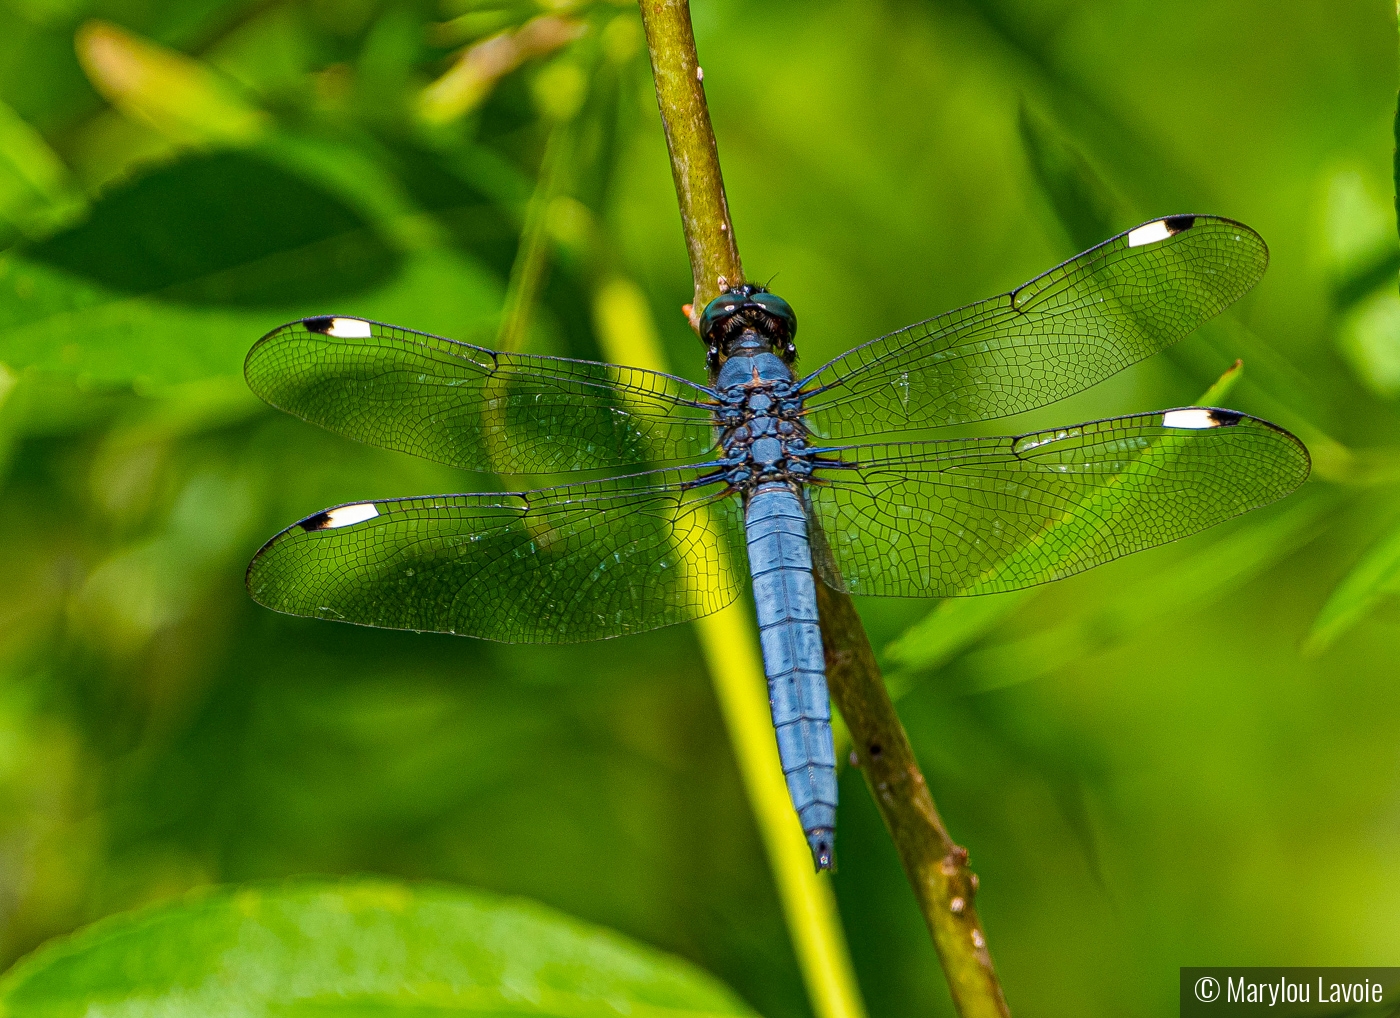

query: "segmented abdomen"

left=744, top=482, right=837, bottom=869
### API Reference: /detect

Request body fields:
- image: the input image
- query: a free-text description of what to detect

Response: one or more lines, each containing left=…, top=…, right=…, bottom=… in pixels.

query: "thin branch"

left=639, top=0, right=742, bottom=321
left=637, top=2, right=1012, bottom=1015
left=816, top=585, right=1011, bottom=1018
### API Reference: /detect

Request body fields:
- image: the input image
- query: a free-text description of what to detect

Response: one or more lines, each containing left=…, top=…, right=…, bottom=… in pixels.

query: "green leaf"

left=0, top=880, right=759, bottom=1017
left=0, top=151, right=500, bottom=388
left=1305, top=515, right=1400, bottom=655
left=1321, top=164, right=1400, bottom=309
left=882, top=590, right=1032, bottom=682
left=1197, top=358, right=1243, bottom=405
left=26, top=151, right=398, bottom=302
left=961, top=489, right=1330, bottom=692
left=0, top=100, right=85, bottom=239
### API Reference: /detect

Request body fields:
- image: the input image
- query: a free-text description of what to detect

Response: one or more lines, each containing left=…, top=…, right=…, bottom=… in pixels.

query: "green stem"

left=498, top=122, right=573, bottom=352
left=638, top=3, right=1012, bottom=1015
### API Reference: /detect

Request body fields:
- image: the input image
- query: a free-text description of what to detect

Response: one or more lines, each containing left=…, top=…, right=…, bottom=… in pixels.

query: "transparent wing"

left=246, top=471, right=744, bottom=643
left=799, top=216, right=1268, bottom=437
left=245, top=316, right=719, bottom=474
left=805, top=408, right=1310, bottom=597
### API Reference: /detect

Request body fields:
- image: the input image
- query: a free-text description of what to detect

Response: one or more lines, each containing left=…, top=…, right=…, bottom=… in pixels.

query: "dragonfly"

left=245, top=215, right=1310, bottom=870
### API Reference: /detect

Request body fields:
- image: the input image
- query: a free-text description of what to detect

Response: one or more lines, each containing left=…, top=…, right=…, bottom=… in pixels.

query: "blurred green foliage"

left=0, top=0, right=1397, bottom=1015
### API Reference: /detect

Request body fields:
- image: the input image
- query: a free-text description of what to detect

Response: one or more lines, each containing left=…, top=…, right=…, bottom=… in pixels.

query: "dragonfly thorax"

left=715, top=365, right=813, bottom=490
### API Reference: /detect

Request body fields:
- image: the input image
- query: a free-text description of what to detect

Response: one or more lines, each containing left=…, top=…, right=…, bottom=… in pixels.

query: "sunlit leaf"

left=1321, top=164, right=1400, bottom=310
left=1198, top=358, right=1243, bottom=405
left=417, top=16, right=585, bottom=125
left=0, top=100, right=85, bottom=239
left=204, top=7, right=319, bottom=101
left=0, top=880, right=760, bottom=1017
left=76, top=21, right=269, bottom=149
left=1393, top=84, right=1399, bottom=254
left=1336, top=288, right=1400, bottom=398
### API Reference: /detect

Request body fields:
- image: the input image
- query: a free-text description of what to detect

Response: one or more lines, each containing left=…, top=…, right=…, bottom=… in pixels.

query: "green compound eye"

left=699, top=292, right=744, bottom=343
left=749, top=291, right=797, bottom=339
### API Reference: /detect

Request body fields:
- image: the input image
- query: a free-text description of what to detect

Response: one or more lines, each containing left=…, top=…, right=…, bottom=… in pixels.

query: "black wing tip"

left=1004, top=213, right=1269, bottom=317
left=248, top=313, right=347, bottom=346
left=1169, top=404, right=1299, bottom=438
left=300, top=510, right=334, bottom=530
left=275, top=314, right=484, bottom=345
left=1162, top=405, right=1313, bottom=488
left=243, top=499, right=387, bottom=596
left=244, top=315, right=344, bottom=386
left=244, top=315, right=397, bottom=412
left=1126, top=212, right=1257, bottom=236
left=1195, top=406, right=1245, bottom=427
left=246, top=314, right=378, bottom=355
left=1124, top=213, right=1269, bottom=264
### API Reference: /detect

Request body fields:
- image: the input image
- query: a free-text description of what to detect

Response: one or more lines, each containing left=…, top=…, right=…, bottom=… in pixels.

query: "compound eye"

left=750, top=291, right=797, bottom=338
left=700, top=293, right=744, bottom=342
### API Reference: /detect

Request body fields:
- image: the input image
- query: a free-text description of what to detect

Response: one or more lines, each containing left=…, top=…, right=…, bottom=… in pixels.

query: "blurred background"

left=0, top=0, right=1396, bottom=1014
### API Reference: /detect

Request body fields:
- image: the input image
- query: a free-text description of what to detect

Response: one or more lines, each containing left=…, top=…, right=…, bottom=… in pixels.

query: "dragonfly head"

left=700, top=284, right=798, bottom=370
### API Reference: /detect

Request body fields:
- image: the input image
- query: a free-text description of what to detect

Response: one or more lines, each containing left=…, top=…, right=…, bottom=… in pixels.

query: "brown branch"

left=639, top=0, right=742, bottom=326
left=638, top=3, right=1012, bottom=1015
left=816, top=585, right=1010, bottom=1017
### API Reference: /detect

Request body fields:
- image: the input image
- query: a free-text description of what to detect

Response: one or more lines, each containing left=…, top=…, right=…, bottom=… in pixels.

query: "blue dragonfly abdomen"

left=745, top=483, right=837, bottom=867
